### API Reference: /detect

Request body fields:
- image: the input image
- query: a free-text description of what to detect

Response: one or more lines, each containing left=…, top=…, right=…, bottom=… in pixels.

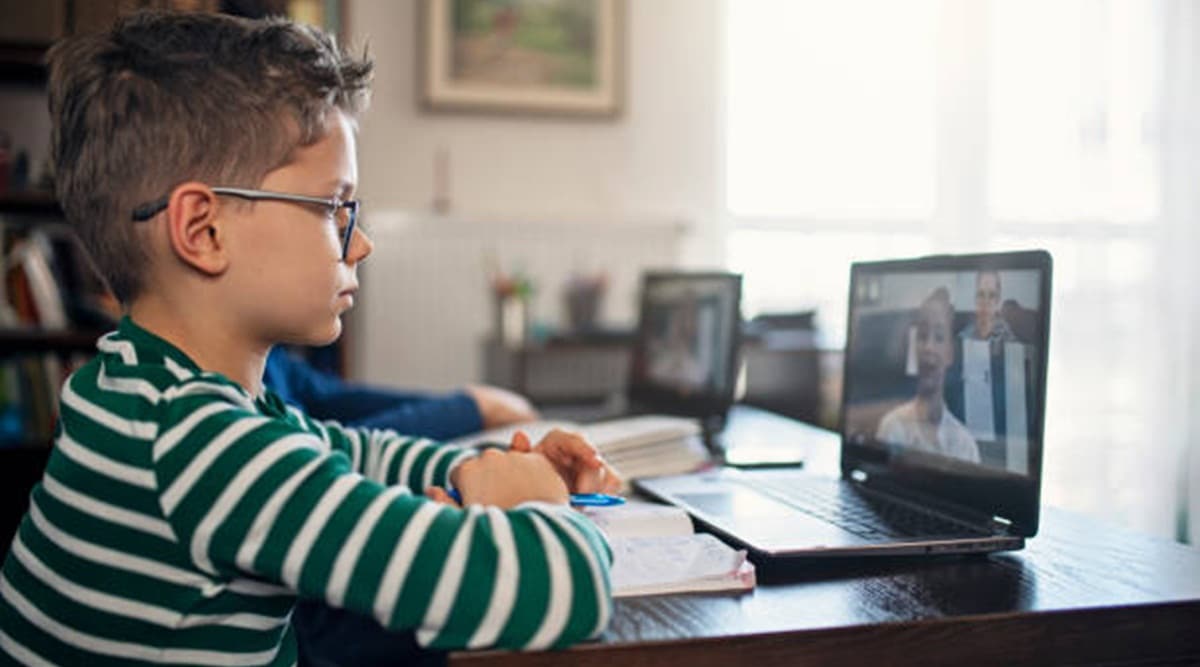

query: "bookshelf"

left=0, top=192, right=60, bottom=216
left=1, top=192, right=110, bottom=448
left=0, top=194, right=104, bottom=553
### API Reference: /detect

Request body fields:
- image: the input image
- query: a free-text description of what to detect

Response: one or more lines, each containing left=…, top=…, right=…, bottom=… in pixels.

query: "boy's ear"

left=164, top=182, right=229, bottom=276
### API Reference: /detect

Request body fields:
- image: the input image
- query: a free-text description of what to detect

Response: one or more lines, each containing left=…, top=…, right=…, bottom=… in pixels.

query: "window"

left=725, top=0, right=1185, bottom=540
left=726, top=0, right=937, bottom=221
left=988, top=0, right=1160, bottom=222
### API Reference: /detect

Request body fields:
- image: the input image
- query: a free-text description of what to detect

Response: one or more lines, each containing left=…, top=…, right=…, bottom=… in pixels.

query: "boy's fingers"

left=601, top=467, right=623, bottom=493
left=541, top=431, right=602, bottom=464
left=510, top=430, right=533, bottom=452
left=575, top=468, right=595, bottom=492
left=566, top=445, right=604, bottom=468
left=425, top=486, right=460, bottom=507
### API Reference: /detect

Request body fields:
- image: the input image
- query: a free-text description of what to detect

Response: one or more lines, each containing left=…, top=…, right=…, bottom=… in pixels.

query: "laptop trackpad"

left=674, top=489, right=868, bottom=551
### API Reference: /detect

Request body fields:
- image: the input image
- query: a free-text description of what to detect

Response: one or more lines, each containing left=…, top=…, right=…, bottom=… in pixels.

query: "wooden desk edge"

left=450, top=599, right=1200, bottom=667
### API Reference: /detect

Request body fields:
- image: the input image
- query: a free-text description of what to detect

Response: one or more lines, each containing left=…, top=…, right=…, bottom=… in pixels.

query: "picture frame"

left=420, top=0, right=623, bottom=117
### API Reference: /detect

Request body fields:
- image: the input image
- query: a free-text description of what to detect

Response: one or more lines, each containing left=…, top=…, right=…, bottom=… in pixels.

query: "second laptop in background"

left=450, top=271, right=744, bottom=483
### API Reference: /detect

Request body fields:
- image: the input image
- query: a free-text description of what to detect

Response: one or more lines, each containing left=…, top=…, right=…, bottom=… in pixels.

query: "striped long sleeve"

left=0, top=320, right=613, bottom=666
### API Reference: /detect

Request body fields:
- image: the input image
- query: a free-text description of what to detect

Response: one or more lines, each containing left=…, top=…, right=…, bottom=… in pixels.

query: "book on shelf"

left=11, top=231, right=68, bottom=329
left=1, top=224, right=113, bottom=447
left=446, top=414, right=712, bottom=489
left=582, top=499, right=756, bottom=597
left=2, top=225, right=116, bottom=331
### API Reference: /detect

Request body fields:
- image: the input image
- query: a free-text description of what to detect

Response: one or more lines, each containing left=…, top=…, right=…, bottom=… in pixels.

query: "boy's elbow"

left=561, top=582, right=614, bottom=648
left=549, top=565, right=615, bottom=650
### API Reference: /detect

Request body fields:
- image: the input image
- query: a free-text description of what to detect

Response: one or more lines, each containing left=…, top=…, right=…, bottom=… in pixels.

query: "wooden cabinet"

left=484, top=336, right=632, bottom=405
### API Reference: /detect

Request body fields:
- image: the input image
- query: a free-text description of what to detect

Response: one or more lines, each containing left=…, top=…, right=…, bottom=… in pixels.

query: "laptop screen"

left=627, top=272, right=742, bottom=419
left=841, top=251, right=1052, bottom=534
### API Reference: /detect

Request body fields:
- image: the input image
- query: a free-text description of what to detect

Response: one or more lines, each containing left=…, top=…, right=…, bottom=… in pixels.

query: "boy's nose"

left=345, top=226, right=374, bottom=264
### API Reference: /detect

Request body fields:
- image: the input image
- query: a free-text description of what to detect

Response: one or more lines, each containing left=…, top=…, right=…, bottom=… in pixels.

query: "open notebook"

left=581, top=500, right=755, bottom=597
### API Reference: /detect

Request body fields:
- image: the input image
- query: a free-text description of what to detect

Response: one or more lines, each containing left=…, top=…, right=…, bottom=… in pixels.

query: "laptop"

left=637, top=250, right=1052, bottom=558
left=538, top=271, right=744, bottom=426
left=624, top=271, right=743, bottom=423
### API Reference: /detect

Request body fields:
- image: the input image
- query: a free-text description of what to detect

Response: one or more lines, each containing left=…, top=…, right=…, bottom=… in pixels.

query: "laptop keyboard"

left=753, top=476, right=985, bottom=540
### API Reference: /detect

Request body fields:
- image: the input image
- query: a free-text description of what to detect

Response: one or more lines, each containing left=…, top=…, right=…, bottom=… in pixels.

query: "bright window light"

left=726, top=0, right=938, bottom=220
left=988, top=0, right=1160, bottom=222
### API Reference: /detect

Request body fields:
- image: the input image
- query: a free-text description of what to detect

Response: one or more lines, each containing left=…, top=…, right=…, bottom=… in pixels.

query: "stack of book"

left=448, top=414, right=712, bottom=488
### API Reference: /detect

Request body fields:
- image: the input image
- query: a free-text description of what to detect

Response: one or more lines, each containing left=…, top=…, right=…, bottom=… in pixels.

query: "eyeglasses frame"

left=131, top=186, right=360, bottom=261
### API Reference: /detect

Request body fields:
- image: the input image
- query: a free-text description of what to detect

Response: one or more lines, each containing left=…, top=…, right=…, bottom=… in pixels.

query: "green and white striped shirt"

left=0, top=318, right=613, bottom=665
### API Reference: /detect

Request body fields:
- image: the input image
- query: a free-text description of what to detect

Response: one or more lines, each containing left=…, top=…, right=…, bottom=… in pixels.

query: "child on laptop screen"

left=0, top=11, right=618, bottom=665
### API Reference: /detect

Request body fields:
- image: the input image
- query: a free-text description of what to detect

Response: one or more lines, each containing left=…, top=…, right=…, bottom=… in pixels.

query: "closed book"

left=447, top=415, right=711, bottom=490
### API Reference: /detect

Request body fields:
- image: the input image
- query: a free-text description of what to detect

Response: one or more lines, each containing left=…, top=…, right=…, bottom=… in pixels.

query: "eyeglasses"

left=131, top=187, right=361, bottom=261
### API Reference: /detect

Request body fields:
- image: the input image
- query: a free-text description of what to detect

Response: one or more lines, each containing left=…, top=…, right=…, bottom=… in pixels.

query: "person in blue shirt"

left=265, top=346, right=540, bottom=440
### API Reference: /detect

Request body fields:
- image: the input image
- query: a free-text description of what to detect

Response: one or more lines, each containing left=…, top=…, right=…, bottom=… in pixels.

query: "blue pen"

left=445, top=489, right=625, bottom=507
left=567, top=493, right=626, bottom=507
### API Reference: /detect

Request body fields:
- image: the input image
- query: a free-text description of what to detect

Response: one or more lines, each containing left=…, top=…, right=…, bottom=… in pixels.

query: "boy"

left=0, top=11, right=616, bottom=665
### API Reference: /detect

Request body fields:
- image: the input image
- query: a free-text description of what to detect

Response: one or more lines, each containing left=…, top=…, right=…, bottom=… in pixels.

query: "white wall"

left=345, top=0, right=726, bottom=384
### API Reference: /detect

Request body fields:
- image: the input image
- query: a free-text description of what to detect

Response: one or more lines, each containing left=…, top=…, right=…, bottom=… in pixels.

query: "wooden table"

left=452, top=407, right=1200, bottom=666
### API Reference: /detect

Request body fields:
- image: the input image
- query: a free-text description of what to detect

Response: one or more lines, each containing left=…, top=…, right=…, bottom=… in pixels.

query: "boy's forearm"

left=329, top=424, right=475, bottom=491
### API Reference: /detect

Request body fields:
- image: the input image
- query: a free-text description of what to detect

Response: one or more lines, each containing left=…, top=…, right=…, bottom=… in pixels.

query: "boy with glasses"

left=0, top=11, right=616, bottom=665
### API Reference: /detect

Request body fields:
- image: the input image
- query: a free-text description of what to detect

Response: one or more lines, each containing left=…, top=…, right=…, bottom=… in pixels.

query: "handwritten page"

left=584, top=500, right=756, bottom=597
left=608, top=534, right=755, bottom=598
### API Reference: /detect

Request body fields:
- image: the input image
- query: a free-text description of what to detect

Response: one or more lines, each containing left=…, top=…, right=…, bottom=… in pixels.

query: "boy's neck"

left=128, top=297, right=268, bottom=396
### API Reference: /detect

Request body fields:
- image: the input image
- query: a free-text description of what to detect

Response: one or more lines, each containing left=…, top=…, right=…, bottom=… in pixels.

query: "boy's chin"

left=284, top=318, right=343, bottom=348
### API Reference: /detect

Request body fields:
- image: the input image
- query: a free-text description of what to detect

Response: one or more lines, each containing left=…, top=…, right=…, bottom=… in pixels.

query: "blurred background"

left=2, top=0, right=1198, bottom=546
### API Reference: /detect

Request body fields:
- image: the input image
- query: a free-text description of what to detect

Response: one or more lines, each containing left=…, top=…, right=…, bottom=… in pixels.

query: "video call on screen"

left=639, top=278, right=736, bottom=396
left=843, top=269, right=1044, bottom=477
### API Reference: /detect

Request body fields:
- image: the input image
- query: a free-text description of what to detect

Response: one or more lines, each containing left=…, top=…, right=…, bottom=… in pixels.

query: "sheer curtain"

left=1159, top=0, right=1200, bottom=544
left=724, top=0, right=1199, bottom=542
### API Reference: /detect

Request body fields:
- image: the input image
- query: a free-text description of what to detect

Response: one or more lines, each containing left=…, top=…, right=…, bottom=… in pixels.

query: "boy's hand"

left=511, top=429, right=623, bottom=495
left=448, top=447, right=568, bottom=508
left=465, top=384, right=540, bottom=428
left=424, top=486, right=460, bottom=507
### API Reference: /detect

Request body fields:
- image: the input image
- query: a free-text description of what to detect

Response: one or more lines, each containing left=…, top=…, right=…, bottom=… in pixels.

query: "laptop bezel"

left=626, top=271, right=744, bottom=421
left=838, top=250, right=1052, bottom=537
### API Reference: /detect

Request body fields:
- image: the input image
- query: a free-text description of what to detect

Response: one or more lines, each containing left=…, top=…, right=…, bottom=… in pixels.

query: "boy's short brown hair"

left=46, top=10, right=373, bottom=303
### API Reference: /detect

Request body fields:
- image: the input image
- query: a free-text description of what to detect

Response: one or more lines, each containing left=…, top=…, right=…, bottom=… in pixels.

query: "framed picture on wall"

left=420, top=0, right=623, bottom=117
